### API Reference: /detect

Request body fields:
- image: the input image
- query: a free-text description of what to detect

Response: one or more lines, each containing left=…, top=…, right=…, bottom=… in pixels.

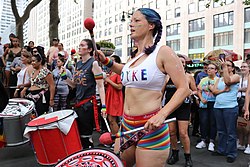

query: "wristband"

left=102, top=57, right=113, bottom=68
left=60, top=71, right=67, bottom=80
left=101, top=104, right=106, bottom=112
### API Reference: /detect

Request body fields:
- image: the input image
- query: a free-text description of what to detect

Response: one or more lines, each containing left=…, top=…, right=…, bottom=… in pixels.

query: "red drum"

left=55, top=148, right=124, bottom=167
left=24, top=110, right=82, bottom=165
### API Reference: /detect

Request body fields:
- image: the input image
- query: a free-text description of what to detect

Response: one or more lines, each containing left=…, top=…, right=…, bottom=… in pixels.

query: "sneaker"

left=226, top=157, right=235, bottom=163
left=244, top=144, right=250, bottom=154
left=208, top=142, right=215, bottom=152
left=196, top=141, right=206, bottom=149
left=237, top=144, right=245, bottom=151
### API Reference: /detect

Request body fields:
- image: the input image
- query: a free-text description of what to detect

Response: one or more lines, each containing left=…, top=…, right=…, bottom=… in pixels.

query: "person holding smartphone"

left=209, top=59, right=240, bottom=163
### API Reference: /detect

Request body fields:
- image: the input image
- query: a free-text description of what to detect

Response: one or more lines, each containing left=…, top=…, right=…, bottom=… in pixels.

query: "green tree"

left=11, top=0, right=42, bottom=47
left=206, top=0, right=250, bottom=8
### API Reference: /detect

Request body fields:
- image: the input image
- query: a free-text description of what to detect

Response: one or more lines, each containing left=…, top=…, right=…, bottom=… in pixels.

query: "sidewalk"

left=0, top=130, right=249, bottom=166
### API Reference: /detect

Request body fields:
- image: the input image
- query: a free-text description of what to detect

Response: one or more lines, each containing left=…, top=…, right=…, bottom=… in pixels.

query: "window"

left=108, top=28, right=112, bottom=35
left=214, top=31, right=233, bottom=46
left=188, top=3, right=195, bottom=14
left=214, top=0, right=234, bottom=7
left=166, top=10, right=172, bottom=20
left=245, top=8, right=250, bottom=22
left=244, top=28, right=250, bottom=43
left=167, top=23, right=181, bottom=36
left=225, top=0, right=234, bottom=5
left=149, top=1, right=153, bottom=8
left=198, top=0, right=205, bottom=12
left=189, top=18, right=205, bottom=32
left=115, top=37, right=122, bottom=46
left=213, top=12, right=234, bottom=28
left=166, top=39, right=180, bottom=51
left=156, top=0, right=160, bottom=9
left=175, top=7, right=180, bottom=17
left=189, top=53, right=204, bottom=60
left=115, top=25, right=118, bottom=33
left=115, top=14, right=118, bottom=22
left=115, top=49, right=122, bottom=57
left=105, top=18, right=108, bottom=26
left=189, top=36, right=205, bottom=49
left=119, top=24, right=123, bottom=32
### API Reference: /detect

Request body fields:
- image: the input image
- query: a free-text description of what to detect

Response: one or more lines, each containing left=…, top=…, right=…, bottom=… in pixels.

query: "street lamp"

left=121, top=8, right=134, bottom=56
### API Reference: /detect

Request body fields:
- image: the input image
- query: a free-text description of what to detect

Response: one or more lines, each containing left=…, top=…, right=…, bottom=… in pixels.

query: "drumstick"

left=99, top=117, right=176, bottom=145
left=103, top=117, right=111, bottom=133
left=84, top=18, right=99, bottom=60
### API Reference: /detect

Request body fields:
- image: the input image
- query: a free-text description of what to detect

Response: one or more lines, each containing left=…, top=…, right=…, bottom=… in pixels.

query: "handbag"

left=237, top=116, right=250, bottom=133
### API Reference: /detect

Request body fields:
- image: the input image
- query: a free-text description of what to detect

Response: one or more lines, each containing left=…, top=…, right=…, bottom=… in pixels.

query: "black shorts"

left=167, top=103, right=191, bottom=121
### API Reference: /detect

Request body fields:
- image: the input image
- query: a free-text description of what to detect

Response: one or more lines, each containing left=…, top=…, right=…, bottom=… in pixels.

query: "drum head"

left=28, top=110, right=74, bottom=127
left=55, top=148, right=124, bottom=167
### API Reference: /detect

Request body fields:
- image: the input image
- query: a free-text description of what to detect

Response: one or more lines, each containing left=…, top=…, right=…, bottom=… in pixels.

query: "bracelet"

left=50, top=99, right=54, bottom=101
left=102, top=57, right=113, bottom=68
left=101, top=104, right=106, bottom=112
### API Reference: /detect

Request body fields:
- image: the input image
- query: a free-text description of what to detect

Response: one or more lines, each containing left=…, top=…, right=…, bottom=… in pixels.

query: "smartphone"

left=219, top=53, right=226, bottom=61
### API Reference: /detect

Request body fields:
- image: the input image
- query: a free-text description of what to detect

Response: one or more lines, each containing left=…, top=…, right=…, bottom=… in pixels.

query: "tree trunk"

left=11, top=0, right=42, bottom=47
left=49, top=0, right=60, bottom=46
left=16, top=20, right=24, bottom=47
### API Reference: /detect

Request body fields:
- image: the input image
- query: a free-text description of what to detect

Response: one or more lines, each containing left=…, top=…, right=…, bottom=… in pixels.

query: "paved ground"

left=0, top=130, right=250, bottom=167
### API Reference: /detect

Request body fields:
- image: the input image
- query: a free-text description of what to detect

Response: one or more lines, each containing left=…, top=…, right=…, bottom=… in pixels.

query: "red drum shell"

left=27, top=110, right=82, bottom=165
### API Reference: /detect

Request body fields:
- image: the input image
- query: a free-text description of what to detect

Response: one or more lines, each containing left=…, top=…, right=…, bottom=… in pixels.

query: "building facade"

left=3, top=0, right=250, bottom=63
left=94, top=0, right=250, bottom=62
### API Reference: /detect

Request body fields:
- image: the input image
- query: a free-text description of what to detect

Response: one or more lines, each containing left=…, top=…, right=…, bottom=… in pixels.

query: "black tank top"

left=7, top=49, right=21, bottom=62
left=164, top=77, right=191, bottom=105
left=74, top=57, right=96, bottom=101
left=164, top=78, right=176, bottom=105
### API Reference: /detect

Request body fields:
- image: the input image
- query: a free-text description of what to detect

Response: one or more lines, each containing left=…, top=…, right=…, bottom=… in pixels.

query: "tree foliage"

left=206, top=0, right=250, bottom=8
left=97, top=40, right=115, bottom=49
left=11, top=0, right=42, bottom=47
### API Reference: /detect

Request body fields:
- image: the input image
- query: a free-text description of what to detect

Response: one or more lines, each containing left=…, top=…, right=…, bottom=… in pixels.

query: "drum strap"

left=119, top=131, right=146, bottom=152
left=74, top=96, right=101, bottom=132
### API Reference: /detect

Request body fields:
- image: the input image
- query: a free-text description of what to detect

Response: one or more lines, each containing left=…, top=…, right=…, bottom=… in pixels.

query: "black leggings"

left=74, top=101, right=94, bottom=136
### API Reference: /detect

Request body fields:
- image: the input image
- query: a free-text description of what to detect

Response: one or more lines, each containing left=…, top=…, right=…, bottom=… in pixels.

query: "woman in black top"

left=63, top=39, right=106, bottom=148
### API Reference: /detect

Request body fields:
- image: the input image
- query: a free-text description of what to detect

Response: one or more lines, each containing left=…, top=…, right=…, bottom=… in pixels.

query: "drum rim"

left=27, top=110, right=75, bottom=127
left=55, top=147, right=124, bottom=167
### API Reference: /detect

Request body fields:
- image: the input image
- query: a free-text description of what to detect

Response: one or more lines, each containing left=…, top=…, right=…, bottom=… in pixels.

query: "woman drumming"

left=164, top=55, right=196, bottom=167
left=62, top=39, right=106, bottom=149
left=96, top=8, right=189, bottom=167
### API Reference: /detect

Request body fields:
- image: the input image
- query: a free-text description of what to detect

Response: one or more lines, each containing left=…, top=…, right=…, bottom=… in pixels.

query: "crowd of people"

left=0, top=7, right=250, bottom=167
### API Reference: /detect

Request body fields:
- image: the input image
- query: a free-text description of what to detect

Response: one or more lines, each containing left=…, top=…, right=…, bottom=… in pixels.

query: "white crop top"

left=121, top=45, right=166, bottom=91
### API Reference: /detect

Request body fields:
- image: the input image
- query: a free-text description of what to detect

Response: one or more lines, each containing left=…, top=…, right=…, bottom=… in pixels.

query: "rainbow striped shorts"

left=121, top=110, right=170, bottom=150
